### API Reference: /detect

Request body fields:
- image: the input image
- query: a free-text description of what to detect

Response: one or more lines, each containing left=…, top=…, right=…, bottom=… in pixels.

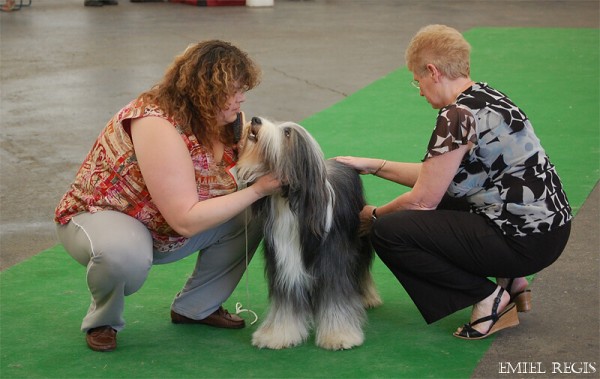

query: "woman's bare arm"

left=131, top=116, right=279, bottom=237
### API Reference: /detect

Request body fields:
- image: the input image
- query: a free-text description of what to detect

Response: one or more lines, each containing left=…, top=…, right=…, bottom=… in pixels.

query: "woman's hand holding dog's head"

left=251, top=173, right=281, bottom=198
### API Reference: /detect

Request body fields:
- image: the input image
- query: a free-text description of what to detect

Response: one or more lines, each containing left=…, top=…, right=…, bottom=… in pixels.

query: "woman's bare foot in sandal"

left=467, top=286, right=511, bottom=334
left=454, top=286, right=519, bottom=339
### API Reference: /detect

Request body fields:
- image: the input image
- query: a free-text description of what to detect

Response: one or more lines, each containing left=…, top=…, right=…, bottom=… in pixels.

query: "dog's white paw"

left=252, top=322, right=308, bottom=350
left=316, top=327, right=364, bottom=351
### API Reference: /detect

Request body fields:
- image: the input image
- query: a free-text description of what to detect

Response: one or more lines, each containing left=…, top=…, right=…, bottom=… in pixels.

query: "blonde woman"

left=337, top=25, right=571, bottom=340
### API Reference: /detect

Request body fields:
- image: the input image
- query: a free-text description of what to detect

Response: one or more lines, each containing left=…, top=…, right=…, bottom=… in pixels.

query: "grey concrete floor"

left=1, top=0, right=598, bottom=377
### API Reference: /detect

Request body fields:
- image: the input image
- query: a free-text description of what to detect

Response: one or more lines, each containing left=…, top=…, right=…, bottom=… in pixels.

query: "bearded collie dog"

left=236, top=116, right=382, bottom=350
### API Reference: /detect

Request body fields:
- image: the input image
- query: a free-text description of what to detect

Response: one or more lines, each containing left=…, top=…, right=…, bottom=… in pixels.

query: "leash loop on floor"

left=235, top=302, right=258, bottom=325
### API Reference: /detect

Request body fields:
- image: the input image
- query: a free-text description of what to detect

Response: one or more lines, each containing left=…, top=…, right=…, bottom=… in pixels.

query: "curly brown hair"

left=137, top=40, right=261, bottom=146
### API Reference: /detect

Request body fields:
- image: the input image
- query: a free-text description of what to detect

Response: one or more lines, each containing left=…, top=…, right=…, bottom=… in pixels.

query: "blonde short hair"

left=405, top=24, right=471, bottom=79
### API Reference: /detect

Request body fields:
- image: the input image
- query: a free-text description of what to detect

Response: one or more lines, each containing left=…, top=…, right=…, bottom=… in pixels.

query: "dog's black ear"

left=231, top=112, right=243, bottom=143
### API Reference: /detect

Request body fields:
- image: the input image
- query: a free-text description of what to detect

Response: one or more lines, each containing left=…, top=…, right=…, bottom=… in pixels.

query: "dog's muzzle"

left=248, top=117, right=262, bottom=141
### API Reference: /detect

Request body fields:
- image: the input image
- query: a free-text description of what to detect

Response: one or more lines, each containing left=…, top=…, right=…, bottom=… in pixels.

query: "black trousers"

left=371, top=197, right=571, bottom=324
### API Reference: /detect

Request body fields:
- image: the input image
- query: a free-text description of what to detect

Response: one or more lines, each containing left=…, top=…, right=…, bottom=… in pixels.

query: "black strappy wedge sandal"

left=506, top=278, right=532, bottom=313
left=453, top=287, right=520, bottom=340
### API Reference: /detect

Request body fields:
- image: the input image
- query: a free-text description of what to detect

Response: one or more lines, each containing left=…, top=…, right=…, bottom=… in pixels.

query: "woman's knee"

left=370, top=212, right=415, bottom=250
left=65, top=211, right=154, bottom=295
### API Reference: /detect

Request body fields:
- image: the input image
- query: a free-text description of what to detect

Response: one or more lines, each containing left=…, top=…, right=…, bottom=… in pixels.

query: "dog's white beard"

left=236, top=161, right=266, bottom=186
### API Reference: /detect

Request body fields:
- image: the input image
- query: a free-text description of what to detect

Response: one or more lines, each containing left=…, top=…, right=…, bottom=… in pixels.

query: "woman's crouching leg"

left=57, top=210, right=153, bottom=332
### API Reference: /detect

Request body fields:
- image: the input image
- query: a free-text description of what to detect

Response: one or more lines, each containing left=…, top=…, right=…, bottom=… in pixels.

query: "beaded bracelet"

left=373, top=159, right=387, bottom=175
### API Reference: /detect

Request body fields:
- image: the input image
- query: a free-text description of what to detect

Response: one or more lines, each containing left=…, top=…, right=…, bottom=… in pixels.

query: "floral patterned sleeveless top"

left=425, top=82, right=572, bottom=236
left=55, top=100, right=239, bottom=252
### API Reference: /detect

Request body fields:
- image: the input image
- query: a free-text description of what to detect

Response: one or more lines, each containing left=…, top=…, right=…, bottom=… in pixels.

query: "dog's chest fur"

left=266, top=195, right=312, bottom=291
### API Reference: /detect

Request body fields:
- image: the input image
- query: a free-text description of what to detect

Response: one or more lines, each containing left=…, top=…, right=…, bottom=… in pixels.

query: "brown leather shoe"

left=171, top=307, right=245, bottom=329
left=86, top=326, right=117, bottom=352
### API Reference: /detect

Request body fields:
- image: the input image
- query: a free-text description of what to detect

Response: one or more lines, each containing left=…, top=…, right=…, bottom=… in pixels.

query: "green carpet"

left=1, top=28, right=598, bottom=379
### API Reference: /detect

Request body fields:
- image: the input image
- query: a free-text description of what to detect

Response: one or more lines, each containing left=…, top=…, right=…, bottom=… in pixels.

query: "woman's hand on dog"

left=250, top=173, right=282, bottom=197
left=357, top=205, right=377, bottom=236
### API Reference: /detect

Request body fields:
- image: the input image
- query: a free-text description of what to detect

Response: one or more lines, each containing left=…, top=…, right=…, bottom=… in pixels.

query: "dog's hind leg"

left=357, top=238, right=382, bottom=309
left=360, top=271, right=383, bottom=309
left=252, top=295, right=311, bottom=349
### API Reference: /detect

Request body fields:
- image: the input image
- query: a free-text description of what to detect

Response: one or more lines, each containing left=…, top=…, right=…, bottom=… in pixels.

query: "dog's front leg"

left=252, top=291, right=311, bottom=349
left=252, top=198, right=313, bottom=349
left=360, top=271, right=383, bottom=309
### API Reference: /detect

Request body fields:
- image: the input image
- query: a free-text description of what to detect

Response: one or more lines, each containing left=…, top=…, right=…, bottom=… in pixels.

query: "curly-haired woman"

left=55, top=40, right=280, bottom=352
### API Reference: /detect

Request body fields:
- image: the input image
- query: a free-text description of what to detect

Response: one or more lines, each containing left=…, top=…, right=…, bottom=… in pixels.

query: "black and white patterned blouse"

left=424, top=82, right=572, bottom=236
